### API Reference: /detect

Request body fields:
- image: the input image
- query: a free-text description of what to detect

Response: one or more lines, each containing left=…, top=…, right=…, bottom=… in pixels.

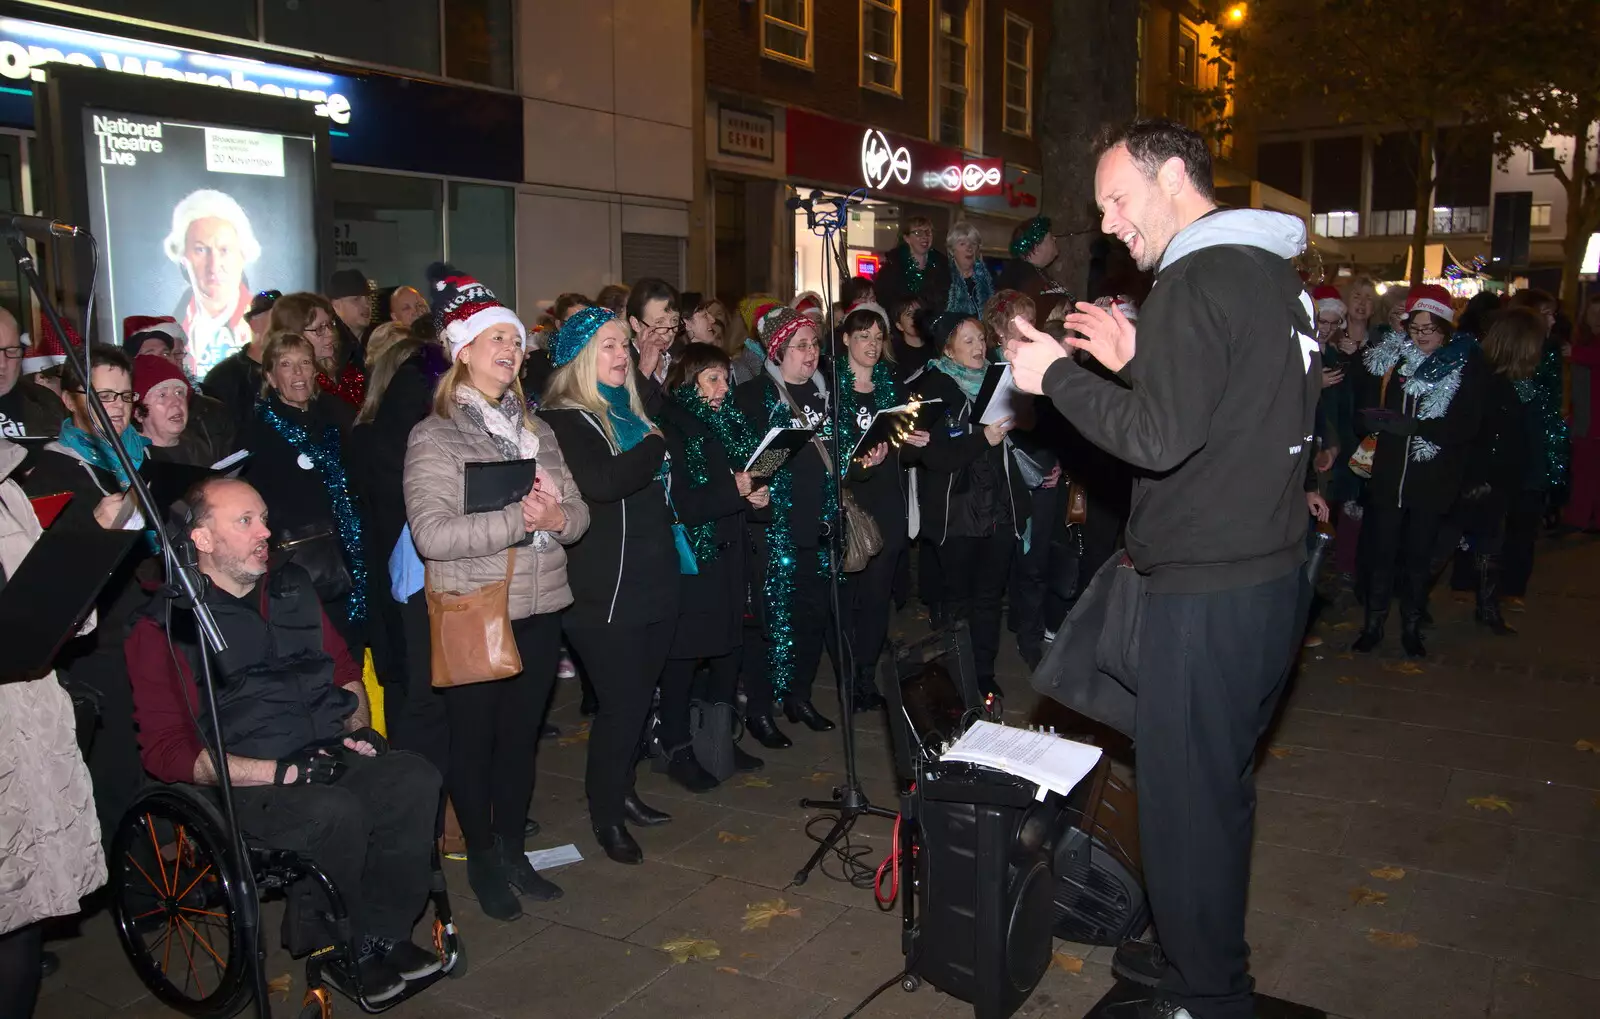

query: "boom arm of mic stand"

left=4, top=229, right=270, bottom=1019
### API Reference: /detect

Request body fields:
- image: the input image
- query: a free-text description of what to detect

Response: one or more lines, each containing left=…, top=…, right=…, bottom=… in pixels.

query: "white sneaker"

left=556, top=656, right=577, bottom=679
left=1042, top=628, right=1057, bottom=643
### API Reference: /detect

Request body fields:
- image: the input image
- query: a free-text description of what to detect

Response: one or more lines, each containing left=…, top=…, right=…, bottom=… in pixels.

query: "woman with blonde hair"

left=404, top=265, right=589, bottom=918
left=538, top=307, right=682, bottom=866
left=270, top=291, right=366, bottom=408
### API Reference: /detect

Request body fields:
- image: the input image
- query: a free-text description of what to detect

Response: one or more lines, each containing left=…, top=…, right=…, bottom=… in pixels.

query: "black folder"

left=465, top=458, right=537, bottom=513
left=0, top=522, right=140, bottom=682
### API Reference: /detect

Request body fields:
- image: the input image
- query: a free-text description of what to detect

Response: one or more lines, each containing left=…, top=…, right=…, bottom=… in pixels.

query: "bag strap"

left=503, top=545, right=517, bottom=581
left=775, top=378, right=838, bottom=477
left=1379, top=367, right=1394, bottom=406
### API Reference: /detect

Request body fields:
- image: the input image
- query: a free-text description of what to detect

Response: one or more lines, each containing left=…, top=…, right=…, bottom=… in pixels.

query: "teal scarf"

left=57, top=421, right=147, bottom=488
left=600, top=383, right=651, bottom=452
left=932, top=357, right=987, bottom=401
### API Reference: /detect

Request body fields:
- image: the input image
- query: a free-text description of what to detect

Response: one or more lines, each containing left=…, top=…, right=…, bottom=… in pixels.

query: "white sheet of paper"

left=524, top=844, right=584, bottom=870
left=940, top=720, right=1103, bottom=799
left=978, top=364, right=1023, bottom=425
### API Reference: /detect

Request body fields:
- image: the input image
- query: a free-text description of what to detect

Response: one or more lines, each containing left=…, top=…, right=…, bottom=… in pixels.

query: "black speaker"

left=1050, top=761, right=1150, bottom=947
left=1491, top=191, right=1532, bottom=267
left=904, top=771, right=1060, bottom=1019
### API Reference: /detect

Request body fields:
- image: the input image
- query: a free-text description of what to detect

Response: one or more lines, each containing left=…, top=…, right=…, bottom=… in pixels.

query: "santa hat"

left=132, top=353, right=190, bottom=403
left=1310, top=285, right=1346, bottom=323
left=122, top=314, right=186, bottom=357
left=21, top=317, right=74, bottom=374
left=1403, top=284, right=1455, bottom=325
left=791, top=291, right=825, bottom=324
left=1094, top=295, right=1140, bottom=324
left=757, top=305, right=814, bottom=362
left=844, top=299, right=891, bottom=336
left=426, top=261, right=526, bottom=360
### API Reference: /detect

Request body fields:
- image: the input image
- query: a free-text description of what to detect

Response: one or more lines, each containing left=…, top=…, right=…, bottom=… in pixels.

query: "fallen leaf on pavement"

left=1365, top=930, right=1418, bottom=949
left=717, top=831, right=752, bottom=844
left=1336, top=675, right=1358, bottom=684
left=267, top=973, right=293, bottom=998
left=807, top=771, right=836, bottom=783
left=1051, top=953, right=1085, bottom=974
left=1348, top=886, right=1389, bottom=906
left=740, top=776, right=772, bottom=788
left=1575, top=739, right=1599, bottom=754
left=1331, top=621, right=1357, bottom=631
left=1266, top=746, right=1296, bottom=760
left=716, top=966, right=741, bottom=975
left=740, top=952, right=762, bottom=959
left=557, top=723, right=591, bottom=747
left=1368, top=866, right=1407, bottom=882
left=659, top=935, right=721, bottom=964
left=1383, top=660, right=1425, bottom=675
left=1515, top=972, right=1538, bottom=987
left=1467, top=794, right=1513, bottom=814
left=1335, top=652, right=1354, bottom=660
left=742, top=898, right=802, bottom=931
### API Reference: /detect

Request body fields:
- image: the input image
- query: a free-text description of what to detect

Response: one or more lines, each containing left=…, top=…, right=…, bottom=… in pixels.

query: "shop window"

left=762, top=0, right=812, bottom=69
left=92, top=0, right=258, bottom=39
left=267, top=0, right=442, bottom=79
left=447, top=182, right=516, bottom=304
left=861, top=0, right=900, bottom=95
left=1003, top=14, right=1033, bottom=137
left=443, top=0, right=515, bottom=88
left=332, top=170, right=444, bottom=293
left=622, top=234, right=685, bottom=290
left=936, top=0, right=974, bottom=148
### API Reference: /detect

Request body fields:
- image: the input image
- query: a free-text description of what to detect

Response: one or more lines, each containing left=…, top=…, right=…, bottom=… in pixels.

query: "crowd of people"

left=0, top=113, right=1593, bottom=1019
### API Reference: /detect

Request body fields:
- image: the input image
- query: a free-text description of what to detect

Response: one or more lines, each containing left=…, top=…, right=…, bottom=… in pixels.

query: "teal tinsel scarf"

left=836, top=359, right=899, bottom=476
left=599, top=383, right=651, bottom=452
left=671, top=385, right=762, bottom=564
left=945, top=259, right=996, bottom=317
left=57, top=421, right=147, bottom=488
left=932, top=356, right=986, bottom=401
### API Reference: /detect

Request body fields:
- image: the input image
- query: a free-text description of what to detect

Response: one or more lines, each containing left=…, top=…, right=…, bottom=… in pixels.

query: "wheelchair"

left=108, top=783, right=465, bottom=1018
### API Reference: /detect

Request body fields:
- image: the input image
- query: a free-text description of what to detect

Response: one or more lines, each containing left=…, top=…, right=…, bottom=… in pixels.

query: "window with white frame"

left=762, top=0, right=812, bottom=68
left=936, top=1, right=974, bottom=148
left=1003, top=13, right=1033, bottom=136
left=1531, top=202, right=1553, bottom=229
left=1312, top=211, right=1360, bottom=239
left=862, top=0, right=900, bottom=94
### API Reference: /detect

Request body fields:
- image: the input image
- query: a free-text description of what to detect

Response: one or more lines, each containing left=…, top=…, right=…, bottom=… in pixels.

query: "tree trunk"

left=1408, top=124, right=1435, bottom=290
left=1560, top=107, right=1597, bottom=320
left=1040, top=0, right=1140, bottom=299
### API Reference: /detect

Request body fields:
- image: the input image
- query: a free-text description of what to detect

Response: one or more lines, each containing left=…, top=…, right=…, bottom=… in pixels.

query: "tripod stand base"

left=791, top=785, right=897, bottom=886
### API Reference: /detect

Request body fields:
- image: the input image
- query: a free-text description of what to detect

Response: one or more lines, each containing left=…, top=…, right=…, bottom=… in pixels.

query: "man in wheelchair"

left=124, top=477, right=443, bottom=1005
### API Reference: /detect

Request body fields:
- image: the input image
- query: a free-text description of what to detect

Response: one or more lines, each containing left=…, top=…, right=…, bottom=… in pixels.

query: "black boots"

left=594, top=825, right=642, bottom=865
left=851, top=668, right=886, bottom=714
left=466, top=838, right=522, bottom=921
left=1352, top=608, right=1385, bottom=653
left=1475, top=554, right=1516, bottom=635
left=497, top=836, right=563, bottom=902
left=1399, top=608, right=1427, bottom=657
left=665, top=744, right=719, bottom=793
left=783, top=699, right=836, bottom=732
left=745, top=713, right=793, bottom=749
left=622, top=792, right=672, bottom=826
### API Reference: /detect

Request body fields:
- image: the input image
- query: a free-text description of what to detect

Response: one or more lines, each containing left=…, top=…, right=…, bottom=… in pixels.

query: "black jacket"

left=733, top=372, right=831, bottom=548
left=1356, top=342, right=1487, bottom=513
left=1038, top=209, right=1320, bottom=594
left=347, top=353, right=435, bottom=578
left=538, top=406, right=680, bottom=627
left=1463, top=372, right=1534, bottom=499
left=912, top=368, right=1029, bottom=544
left=0, top=377, right=67, bottom=441
left=202, top=347, right=265, bottom=438
left=237, top=393, right=358, bottom=542
left=875, top=245, right=951, bottom=316
left=658, top=398, right=748, bottom=658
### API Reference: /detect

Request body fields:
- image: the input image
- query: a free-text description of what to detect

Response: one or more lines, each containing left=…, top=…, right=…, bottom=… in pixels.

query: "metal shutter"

left=621, top=233, right=685, bottom=288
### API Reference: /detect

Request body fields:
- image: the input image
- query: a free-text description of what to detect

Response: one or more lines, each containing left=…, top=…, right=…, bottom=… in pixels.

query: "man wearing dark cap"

left=202, top=289, right=280, bottom=435
left=327, top=269, right=374, bottom=352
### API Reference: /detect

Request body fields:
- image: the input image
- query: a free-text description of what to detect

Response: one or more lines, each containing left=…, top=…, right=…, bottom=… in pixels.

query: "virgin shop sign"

left=786, top=108, right=1001, bottom=204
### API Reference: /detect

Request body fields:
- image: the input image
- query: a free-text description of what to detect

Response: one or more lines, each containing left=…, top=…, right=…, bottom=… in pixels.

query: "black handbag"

left=1029, top=552, right=1146, bottom=738
left=273, top=523, right=353, bottom=602
left=689, top=699, right=741, bottom=782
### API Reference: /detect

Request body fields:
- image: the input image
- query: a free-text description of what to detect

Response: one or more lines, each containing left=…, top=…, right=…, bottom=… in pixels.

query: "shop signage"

left=0, top=15, right=523, bottom=182
left=788, top=108, right=1002, bottom=203
left=718, top=106, right=774, bottom=161
left=962, top=163, right=1043, bottom=219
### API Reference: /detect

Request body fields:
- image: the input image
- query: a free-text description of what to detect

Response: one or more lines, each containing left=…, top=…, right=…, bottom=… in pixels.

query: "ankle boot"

left=466, top=845, right=523, bottom=920
left=495, top=835, right=563, bottom=901
left=745, top=713, right=792, bottom=749
left=1400, top=609, right=1427, bottom=657
left=783, top=699, right=836, bottom=732
left=1474, top=554, right=1516, bottom=635
left=1352, top=607, right=1387, bottom=653
left=666, top=744, right=720, bottom=793
left=622, top=792, right=672, bottom=826
left=593, top=824, right=643, bottom=865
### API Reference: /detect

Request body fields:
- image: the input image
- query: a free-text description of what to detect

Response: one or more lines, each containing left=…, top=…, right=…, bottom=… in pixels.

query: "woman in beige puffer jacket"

left=0, top=437, right=106, bottom=1011
left=400, top=269, right=589, bottom=923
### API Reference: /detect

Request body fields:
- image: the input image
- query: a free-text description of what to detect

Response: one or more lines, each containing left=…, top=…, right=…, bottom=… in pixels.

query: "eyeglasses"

left=1408, top=323, right=1445, bottom=337
left=907, top=228, right=932, bottom=238
left=0, top=345, right=20, bottom=360
left=305, top=321, right=335, bottom=335
left=648, top=316, right=682, bottom=332
left=787, top=339, right=822, bottom=353
left=94, top=390, right=136, bottom=404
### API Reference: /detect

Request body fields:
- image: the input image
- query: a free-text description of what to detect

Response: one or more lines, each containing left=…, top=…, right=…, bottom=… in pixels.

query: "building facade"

left=0, top=0, right=694, bottom=329
left=697, top=0, right=1052, bottom=306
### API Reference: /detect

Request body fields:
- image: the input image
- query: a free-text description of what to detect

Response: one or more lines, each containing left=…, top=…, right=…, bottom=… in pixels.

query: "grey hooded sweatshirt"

left=1040, top=209, right=1321, bottom=593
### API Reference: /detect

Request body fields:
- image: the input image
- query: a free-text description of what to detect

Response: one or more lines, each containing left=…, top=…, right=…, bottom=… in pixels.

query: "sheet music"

left=978, top=364, right=1024, bottom=425
left=941, top=720, right=1102, bottom=799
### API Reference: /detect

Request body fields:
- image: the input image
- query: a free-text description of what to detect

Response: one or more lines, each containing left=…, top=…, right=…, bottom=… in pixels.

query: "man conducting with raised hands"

left=1005, top=119, right=1321, bottom=1019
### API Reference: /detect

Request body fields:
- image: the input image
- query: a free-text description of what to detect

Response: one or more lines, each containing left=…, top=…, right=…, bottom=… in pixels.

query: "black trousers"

left=848, top=537, right=906, bottom=692
left=746, top=553, right=841, bottom=714
left=1361, top=501, right=1445, bottom=618
left=0, top=923, right=42, bottom=1019
left=1010, top=485, right=1074, bottom=663
left=232, top=750, right=440, bottom=952
left=659, top=652, right=738, bottom=747
left=1137, top=569, right=1303, bottom=1019
left=442, top=613, right=562, bottom=852
left=387, top=594, right=450, bottom=783
left=61, top=642, right=144, bottom=850
left=564, top=618, right=674, bottom=828
left=938, top=532, right=1015, bottom=687
left=1501, top=490, right=1545, bottom=596
left=917, top=537, right=943, bottom=608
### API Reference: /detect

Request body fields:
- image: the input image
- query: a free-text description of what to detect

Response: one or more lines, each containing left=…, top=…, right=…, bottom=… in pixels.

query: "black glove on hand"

left=345, top=726, right=389, bottom=755
left=274, top=751, right=347, bottom=786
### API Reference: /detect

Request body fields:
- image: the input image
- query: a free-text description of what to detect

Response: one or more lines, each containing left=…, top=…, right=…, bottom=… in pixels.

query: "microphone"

left=7, top=214, right=83, bottom=240
left=785, top=193, right=816, bottom=213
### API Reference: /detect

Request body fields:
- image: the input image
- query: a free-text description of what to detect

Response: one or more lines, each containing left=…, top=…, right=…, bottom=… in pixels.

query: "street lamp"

left=1226, top=3, right=1247, bottom=24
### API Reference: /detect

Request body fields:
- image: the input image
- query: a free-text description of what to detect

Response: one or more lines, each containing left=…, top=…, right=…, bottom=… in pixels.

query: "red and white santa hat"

left=123, top=314, right=186, bottom=348
left=1310, top=285, right=1346, bottom=323
left=21, top=316, right=75, bottom=374
left=791, top=291, right=825, bottom=324
left=1403, top=284, right=1455, bottom=326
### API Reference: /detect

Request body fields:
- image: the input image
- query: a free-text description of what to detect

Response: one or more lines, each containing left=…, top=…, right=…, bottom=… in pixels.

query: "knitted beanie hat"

left=426, top=262, right=527, bottom=360
left=738, top=294, right=782, bottom=337
left=758, top=305, right=814, bottom=362
left=924, top=312, right=971, bottom=351
left=550, top=306, right=617, bottom=368
left=132, top=353, right=189, bottom=403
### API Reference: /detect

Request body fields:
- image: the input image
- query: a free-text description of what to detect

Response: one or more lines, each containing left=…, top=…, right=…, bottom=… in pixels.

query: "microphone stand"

left=791, top=190, right=897, bottom=888
left=5, top=230, right=271, bottom=1019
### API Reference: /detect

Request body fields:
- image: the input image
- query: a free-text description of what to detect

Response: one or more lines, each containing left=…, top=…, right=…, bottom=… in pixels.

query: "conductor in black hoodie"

left=1007, top=119, right=1321, bottom=1019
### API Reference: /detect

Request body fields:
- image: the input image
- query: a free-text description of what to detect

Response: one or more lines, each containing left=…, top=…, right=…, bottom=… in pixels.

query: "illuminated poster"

left=83, top=107, right=317, bottom=375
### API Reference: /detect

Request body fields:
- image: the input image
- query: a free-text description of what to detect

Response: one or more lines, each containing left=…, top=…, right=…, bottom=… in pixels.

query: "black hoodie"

left=1039, top=209, right=1320, bottom=594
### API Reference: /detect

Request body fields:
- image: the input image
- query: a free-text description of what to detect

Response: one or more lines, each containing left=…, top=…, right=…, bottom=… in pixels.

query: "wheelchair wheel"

left=109, top=787, right=254, bottom=1018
